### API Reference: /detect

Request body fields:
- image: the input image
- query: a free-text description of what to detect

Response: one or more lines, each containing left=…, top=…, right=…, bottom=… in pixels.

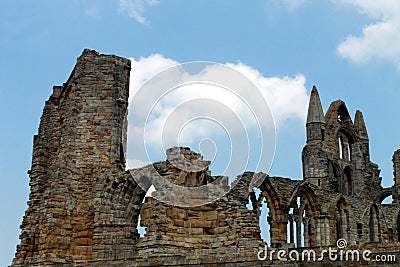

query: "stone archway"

left=288, top=183, right=320, bottom=247
left=257, top=176, right=288, bottom=248
left=93, top=170, right=148, bottom=260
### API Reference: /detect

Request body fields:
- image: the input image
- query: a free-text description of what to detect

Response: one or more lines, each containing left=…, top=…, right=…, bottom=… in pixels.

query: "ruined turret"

left=302, top=86, right=331, bottom=189
left=306, top=86, right=326, bottom=143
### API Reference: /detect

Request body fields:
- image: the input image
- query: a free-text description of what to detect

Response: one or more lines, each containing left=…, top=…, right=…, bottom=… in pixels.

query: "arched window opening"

left=287, top=207, right=302, bottom=248
left=287, top=197, right=307, bottom=248
left=336, top=201, right=348, bottom=240
left=369, top=206, right=379, bottom=242
left=344, top=167, right=352, bottom=195
left=329, top=161, right=341, bottom=193
left=337, top=105, right=351, bottom=123
left=336, top=199, right=351, bottom=243
left=250, top=189, right=271, bottom=245
left=259, top=197, right=270, bottom=244
left=338, top=134, right=351, bottom=161
left=380, top=195, right=393, bottom=204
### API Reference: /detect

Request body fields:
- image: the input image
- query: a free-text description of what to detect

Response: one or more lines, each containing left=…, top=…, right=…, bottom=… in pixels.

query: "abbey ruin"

left=11, top=50, right=400, bottom=266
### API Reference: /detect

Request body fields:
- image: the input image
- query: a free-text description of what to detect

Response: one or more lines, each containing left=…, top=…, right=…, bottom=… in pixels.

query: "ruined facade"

left=11, top=50, right=400, bottom=266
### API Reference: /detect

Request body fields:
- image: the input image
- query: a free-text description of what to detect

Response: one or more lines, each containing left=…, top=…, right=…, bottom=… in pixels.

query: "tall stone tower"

left=12, top=49, right=131, bottom=265
left=302, top=86, right=381, bottom=199
left=302, top=86, right=331, bottom=189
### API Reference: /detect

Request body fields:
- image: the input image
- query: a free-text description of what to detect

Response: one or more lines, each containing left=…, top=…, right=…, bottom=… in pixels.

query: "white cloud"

left=336, top=0, right=400, bottom=69
left=118, top=0, right=159, bottom=24
left=226, top=62, right=308, bottom=127
left=125, top=54, right=309, bottom=168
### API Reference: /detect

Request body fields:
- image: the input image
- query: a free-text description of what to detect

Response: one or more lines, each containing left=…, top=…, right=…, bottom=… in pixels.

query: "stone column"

left=289, top=214, right=294, bottom=244
left=324, top=216, right=330, bottom=246
left=267, top=213, right=276, bottom=247
left=315, top=217, right=321, bottom=246
left=270, top=220, right=288, bottom=248
left=303, top=216, right=310, bottom=247
left=295, top=215, right=302, bottom=248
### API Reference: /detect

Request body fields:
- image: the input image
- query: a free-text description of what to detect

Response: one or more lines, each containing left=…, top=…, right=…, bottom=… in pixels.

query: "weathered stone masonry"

left=13, top=50, right=132, bottom=264
left=12, top=50, right=400, bottom=266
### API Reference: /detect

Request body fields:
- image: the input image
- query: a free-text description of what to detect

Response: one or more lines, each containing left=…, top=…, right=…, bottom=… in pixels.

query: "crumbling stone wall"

left=137, top=172, right=263, bottom=263
left=13, top=49, right=131, bottom=265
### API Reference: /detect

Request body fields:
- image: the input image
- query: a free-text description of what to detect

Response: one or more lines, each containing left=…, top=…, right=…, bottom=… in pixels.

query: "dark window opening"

left=344, top=167, right=352, bottom=195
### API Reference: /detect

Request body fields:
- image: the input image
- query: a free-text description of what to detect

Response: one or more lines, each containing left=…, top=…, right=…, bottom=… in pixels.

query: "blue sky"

left=2, top=0, right=400, bottom=265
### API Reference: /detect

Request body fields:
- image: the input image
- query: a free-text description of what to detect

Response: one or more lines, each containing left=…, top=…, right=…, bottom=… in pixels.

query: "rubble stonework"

left=11, top=50, right=400, bottom=266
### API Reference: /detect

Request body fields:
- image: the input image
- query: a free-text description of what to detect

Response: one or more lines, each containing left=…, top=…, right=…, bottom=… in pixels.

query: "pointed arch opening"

left=336, top=198, right=350, bottom=242
left=338, top=130, right=354, bottom=161
left=250, top=189, right=271, bottom=245
left=343, top=166, right=353, bottom=195
left=288, top=184, right=320, bottom=248
left=378, top=189, right=393, bottom=204
left=257, top=177, right=286, bottom=248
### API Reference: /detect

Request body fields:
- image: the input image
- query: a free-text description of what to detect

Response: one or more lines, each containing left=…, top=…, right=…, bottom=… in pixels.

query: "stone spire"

left=306, top=86, right=325, bottom=142
left=354, top=110, right=369, bottom=140
left=307, top=86, right=325, bottom=124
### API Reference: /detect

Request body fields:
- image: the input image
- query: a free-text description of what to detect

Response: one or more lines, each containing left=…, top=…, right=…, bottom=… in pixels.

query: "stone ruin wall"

left=11, top=49, right=400, bottom=266
left=13, top=50, right=131, bottom=264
